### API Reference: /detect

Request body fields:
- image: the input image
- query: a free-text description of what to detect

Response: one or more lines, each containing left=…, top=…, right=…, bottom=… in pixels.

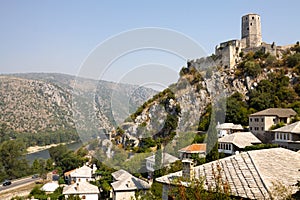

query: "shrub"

left=286, top=53, right=300, bottom=68
left=244, top=61, right=262, bottom=77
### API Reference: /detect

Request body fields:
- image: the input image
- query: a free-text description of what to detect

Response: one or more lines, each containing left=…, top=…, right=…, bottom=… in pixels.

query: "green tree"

left=29, top=185, right=47, bottom=200
left=49, top=144, right=84, bottom=172
left=0, top=140, right=29, bottom=179
left=31, top=159, right=42, bottom=174
left=45, top=158, right=54, bottom=171
left=244, top=60, right=262, bottom=77
left=226, top=92, right=249, bottom=126
left=205, top=108, right=219, bottom=162
left=286, top=52, right=300, bottom=68
left=154, top=144, right=163, bottom=177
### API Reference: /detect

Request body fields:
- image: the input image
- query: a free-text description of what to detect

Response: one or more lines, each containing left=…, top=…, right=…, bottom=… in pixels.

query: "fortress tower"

left=241, top=13, right=262, bottom=47
left=191, top=13, right=285, bottom=70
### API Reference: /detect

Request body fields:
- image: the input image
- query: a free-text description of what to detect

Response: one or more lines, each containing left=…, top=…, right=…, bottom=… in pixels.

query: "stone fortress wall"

left=188, top=13, right=294, bottom=70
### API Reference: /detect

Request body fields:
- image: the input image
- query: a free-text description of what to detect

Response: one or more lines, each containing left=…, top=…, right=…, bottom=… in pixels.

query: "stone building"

left=188, top=13, right=294, bottom=70
left=156, top=148, right=300, bottom=200
left=178, top=143, right=207, bottom=160
left=214, top=13, right=262, bottom=69
left=271, top=121, right=300, bottom=151
left=218, top=132, right=261, bottom=155
left=249, top=108, right=296, bottom=142
left=241, top=14, right=262, bottom=48
left=145, top=153, right=179, bottom=177
left=111, top=169, right=151, bottom=200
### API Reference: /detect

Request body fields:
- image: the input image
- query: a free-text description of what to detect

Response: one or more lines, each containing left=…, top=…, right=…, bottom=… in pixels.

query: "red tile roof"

left=179, top=143, right=206, bottom=153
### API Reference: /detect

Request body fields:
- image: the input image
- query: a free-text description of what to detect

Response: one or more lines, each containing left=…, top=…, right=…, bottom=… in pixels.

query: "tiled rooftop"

left=271, top=121, right=300, bottom=134
left=179, top=143, right=207, bottom=153
left=156, top=148, right=300, bottom=200
left=216, top=123, right=243, bottom=130
left=250, top=108, right=296, bottom=118
left=111, top=169, right=151, bottom=191
left=145, top=153, right=179, bottom=165
left=218, top=132, right=261, bottom=148
left=70, top=165, right=92, bottom=178
left=63, top=181, right=100, bottom=195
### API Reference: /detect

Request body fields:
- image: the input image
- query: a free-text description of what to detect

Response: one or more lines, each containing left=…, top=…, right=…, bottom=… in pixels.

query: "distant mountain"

left=0, top=73, right=157, bottom=137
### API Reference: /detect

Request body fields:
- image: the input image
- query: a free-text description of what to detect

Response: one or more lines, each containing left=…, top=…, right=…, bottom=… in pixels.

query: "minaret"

left=241, top=13, right=262, bottom=47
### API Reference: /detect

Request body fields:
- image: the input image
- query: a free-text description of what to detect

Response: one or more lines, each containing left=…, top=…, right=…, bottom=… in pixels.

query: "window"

left=250, top=118, right=252, bottom=122
left=261, top=118, right=264, bottom=122
left=250, top=127, right=252, bottom=130
left=261, top=127, right=264, bottom=131
left=252, top=16, right=254, bottom=20
left=250, top=23, right=253, bottom=26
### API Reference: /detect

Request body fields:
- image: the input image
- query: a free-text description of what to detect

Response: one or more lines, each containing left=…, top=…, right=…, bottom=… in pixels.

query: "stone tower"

left=241, top=13, right=262, bottom=47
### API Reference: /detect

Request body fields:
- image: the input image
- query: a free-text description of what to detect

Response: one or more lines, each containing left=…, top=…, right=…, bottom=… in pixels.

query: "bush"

left=244, top=61, right=262, bottom=77
left=244, top=143, right=278, bottom=151
left=286, top=53, right=300, bottom=68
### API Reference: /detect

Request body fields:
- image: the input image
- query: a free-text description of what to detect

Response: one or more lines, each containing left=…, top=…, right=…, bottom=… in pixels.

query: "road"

left=0, top=176, right=40, bottom=192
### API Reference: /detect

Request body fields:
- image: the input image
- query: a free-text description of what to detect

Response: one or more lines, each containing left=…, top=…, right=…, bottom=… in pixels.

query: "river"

left=26, top=141, right=83, bottom=164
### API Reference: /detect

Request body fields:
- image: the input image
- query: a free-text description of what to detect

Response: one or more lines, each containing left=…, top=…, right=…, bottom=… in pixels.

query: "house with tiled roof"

left=41, top=181, right=59, bottom=194
left=63, top=181, right=100, bottom=200
left=156, top=148, right=300, bottom=200
left=249, top=108, right=296, bottom=142
left=111, top=169, right=151, bottom=200
left=271, top=121, right=300, bottom=150
left=178, top=143, right=206, bottom=160
left=216, top=122, right=244, bottom=138
left=64, top=164, right=96, bottom=184
left=218, top=132, right=262, bottom=155
left=145, top=153, right=179, bottom=175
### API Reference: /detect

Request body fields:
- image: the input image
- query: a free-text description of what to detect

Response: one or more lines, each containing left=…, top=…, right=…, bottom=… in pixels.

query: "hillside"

left=0, top=73, right=157, bottom=145
left=101, top=43, right=300, bottom=160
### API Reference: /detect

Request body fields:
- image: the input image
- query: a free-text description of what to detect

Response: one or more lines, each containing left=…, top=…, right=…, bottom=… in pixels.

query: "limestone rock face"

left=113, top=58, right=291, bottom=148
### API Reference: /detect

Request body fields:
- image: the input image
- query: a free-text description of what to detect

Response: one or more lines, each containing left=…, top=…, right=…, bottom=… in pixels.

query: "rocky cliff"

left=108, top=45, right=300, bottom=151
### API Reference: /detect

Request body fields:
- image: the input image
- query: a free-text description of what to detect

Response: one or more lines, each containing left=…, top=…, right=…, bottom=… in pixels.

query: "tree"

left=49, top=144, right=84, bottom=172
left=226, top=92, right=249, bottom=126
left=205, top=107, right=219, bottom=162
left=244, top=60, right=262, bottom=77
left=45, top=158, right=54, bottom=171
left=29, top=185, right=47, bottom=200
left=0, top=140, right=29, bottom=179
left=154, top=144, right=162, bottom=171
left=286, top=52, right=300, bottom=68
left=31, top=159, right=43, bottom=174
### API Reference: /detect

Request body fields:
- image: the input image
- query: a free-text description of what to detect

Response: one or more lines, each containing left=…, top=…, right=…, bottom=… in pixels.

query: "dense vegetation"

left=0, top=122, right=80, bottom=147
left=226, top=45, right=300, bottom=125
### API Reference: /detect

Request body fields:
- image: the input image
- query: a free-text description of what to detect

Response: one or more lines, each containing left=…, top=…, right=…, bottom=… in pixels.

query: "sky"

left=0, top=0, right=299, bottom=89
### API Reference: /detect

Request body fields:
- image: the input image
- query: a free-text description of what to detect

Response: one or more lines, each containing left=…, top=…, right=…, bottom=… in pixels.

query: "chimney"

left=182, top=159, right=194, bottom=181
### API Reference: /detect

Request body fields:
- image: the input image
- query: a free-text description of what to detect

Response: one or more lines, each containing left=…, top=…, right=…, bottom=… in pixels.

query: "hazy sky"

left=0, top=0, right=299, bottom=88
